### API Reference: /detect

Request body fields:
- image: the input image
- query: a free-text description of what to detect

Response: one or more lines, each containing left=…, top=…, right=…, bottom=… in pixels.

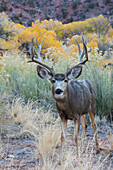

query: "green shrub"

left=19, top=20, right=22, bottom=25
left=110, top=10, right=113, bottom=15
left=13, top=15, right=19, bottom=20
left=0, top=0, right=8, bottom=12
left=22, top=1, right=27, bottom=6
left=92, top=69, right=112, bottom=117
left=72, top=2, right=77, bottom=9
left=0, top=26, right=5, bottom=36
left=105, top=0, right=111, bottom=5
left=0, top=53, right=53, bottom=104
left=80, top=12, right=85, bottom=19
left=29, top=10, right=36, bottom=15
left=45, top=13, right=50, bottom=20
left=81, top=59, right=113, bottom=119
left=28, top=0, right=35, bottom=7
left=88, top=2, right=95, bottom=9
left=19, top=13, right=23, bottom=17
left=36, top=2, right=40, bottom=7
left=96, top=2, right=99, bottom=7
left=27, top=19, right=33, bottom=26
left=67, top=17, right=73, bottom=23
left=61, top=8, right=68, bottom=19
left=74, top=11, right=77, bottom=16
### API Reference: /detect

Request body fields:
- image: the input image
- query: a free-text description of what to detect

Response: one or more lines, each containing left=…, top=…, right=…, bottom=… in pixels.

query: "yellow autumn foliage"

left=0, top=12, right=113, bottom=70
left=15, top=20, right=61, bottom=53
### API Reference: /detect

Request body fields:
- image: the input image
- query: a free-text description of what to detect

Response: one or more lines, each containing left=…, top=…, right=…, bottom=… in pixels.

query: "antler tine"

left=65, top=37, right=89, bottom=76
left=79, top=38, right=88, bottom=65
left=31, top=37, right=35, bottom=55
left=75, top=38, right=86, bottom=62
left=88, top=46, right=92, bottom=53
left=24, top=41, right=32, bottom=55
left=79, top=44, right=85, bottom=62
left=75, top=39, right=81, bottom=57
left=27, top=37, right=55, bottom=76
left=75, top=37, right=87, bottom=64
left=35, top=36, right=44, bottom=61
left=27, top=38, right=35, bottom=62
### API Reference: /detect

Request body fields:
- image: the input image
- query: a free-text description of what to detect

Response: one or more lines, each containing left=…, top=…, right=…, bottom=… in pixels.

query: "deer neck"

left=52, top=84, right=69, bottom=111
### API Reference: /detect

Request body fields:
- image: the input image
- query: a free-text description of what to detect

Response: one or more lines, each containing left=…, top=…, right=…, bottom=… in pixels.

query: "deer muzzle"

left=55, top=89, right=63, bottom=95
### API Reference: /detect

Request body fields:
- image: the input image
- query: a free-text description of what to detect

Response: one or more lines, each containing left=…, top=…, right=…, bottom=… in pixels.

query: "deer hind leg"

left=88, top=112, right=99, bottom=148
left=80, top=115, right=88, bottom=149
left=60, top=115, right=67, bottom=154
left=74, top=118, right=80, bottom=155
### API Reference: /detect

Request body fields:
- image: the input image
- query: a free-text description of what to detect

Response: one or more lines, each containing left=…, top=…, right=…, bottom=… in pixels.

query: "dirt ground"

left=0, top=114, right=113, bottom=170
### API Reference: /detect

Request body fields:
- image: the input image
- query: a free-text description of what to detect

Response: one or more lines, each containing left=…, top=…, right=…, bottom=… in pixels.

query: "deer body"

left=26, top=37, right=99, bottom=155
left=52, top=78, right=95, bottom=120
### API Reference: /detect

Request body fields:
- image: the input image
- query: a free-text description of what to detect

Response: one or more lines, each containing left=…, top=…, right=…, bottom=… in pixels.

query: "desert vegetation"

left=0, top=12, right=113, bottom=169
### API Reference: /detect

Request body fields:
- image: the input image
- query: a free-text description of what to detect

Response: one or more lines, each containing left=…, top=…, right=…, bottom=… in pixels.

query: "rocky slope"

left=0, top=0, right=113, bottom=26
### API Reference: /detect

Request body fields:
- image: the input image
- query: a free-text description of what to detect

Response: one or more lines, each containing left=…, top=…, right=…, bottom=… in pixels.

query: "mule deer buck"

left=26, top=37, right=99, bottom=154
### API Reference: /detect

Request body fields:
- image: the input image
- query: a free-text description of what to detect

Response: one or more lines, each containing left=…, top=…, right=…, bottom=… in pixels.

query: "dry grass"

left=37, top=122, right=60, bottom=160
left=5, top=98, right=112, bottom=169
left=10, top=98, right=56, bottom=137
left=99, top=131, right=113, bottom=155
left=0, top=96, right=112, bottom=169
left=10, top=97, right=60, bottom=160
left=37, top=144, right=112, bottom=170
left=107, top=132, right=113, bottom=150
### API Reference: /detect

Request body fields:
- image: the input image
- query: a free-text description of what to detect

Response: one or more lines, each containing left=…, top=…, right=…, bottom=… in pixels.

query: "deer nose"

left=55, top=89, right=63, bottom=94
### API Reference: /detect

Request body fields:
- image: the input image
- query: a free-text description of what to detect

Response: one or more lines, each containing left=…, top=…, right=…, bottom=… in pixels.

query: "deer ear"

left=37, top=65, right=52, bottom=80
left=67, top=66, right=82, bottom=79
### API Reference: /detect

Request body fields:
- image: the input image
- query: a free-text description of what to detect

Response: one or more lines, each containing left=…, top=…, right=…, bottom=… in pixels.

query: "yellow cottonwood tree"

left=15, top=20, right=61, bottom=53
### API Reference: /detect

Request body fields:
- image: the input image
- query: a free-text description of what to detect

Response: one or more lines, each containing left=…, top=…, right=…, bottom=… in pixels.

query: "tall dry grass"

left=5, top=98, right=111, bottom=169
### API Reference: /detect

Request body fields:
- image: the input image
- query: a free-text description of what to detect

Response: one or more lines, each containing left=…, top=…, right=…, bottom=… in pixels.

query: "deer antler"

left=25, top=37, right=55, bottom=76
left=75, top=38, right=91, bottom=62
left=65, top=37, right=91, bottom=75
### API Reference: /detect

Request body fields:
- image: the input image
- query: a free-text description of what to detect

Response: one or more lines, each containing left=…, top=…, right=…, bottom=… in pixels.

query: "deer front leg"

left=60, top=115, right=67, bottom=154
left=80, top=115, right=88, bottom=149
left=74, top=118, right=80, bottom=155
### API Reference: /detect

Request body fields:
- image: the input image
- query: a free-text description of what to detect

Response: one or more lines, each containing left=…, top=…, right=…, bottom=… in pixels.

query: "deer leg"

left=74, top=118, right=80, bottom=155
left=88, top=112, right=99, bottom=148
left=80, top=115, right=88, bottom=149
left=60, top=115, right=67, bottom=154
left=81, top=115, right=88, bottom=139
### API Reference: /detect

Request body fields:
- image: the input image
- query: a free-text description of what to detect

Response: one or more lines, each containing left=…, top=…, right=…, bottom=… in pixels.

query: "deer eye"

left=51, top=80, right=56, bottom=83
left=64, top=79, right=67, bottom=82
